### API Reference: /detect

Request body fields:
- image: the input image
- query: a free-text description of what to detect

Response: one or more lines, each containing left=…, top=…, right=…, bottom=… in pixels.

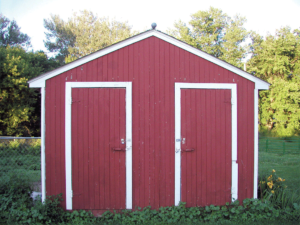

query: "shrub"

left=0, top=173, right=33, bottom=223
left=0, top=173, right=299, bottom=224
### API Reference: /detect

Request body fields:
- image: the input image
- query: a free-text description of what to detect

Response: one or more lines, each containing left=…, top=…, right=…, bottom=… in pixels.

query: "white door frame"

left=65, top=82, right=132, bottom=210
left=174, top=83, right=238, bottom=206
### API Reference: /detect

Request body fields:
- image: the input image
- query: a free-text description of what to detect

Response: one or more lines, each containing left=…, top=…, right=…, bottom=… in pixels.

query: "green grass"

left=258, top=135, right=300, bottom=209
left=259, top=148, right=300, bottom=192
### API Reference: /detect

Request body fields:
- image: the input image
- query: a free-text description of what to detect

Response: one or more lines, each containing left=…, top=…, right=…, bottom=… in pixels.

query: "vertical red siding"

left=181, top=89, right=232, bottom=207
left=71, top=88, right=126, bottom=210
left=45, top=36, right=255, bottom=210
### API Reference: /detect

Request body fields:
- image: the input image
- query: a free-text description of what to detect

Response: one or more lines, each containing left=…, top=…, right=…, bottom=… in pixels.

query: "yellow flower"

left=267, top=181, right=274, bottom=189
left=271, top=190, right=275, bottom=194
left=267, top=175, right=272, bottom=181
left=272, top=169, right=276, bottom=173
left=282, top=179, right=285, bottom=182
left=277, top=177, right=282, bottom=182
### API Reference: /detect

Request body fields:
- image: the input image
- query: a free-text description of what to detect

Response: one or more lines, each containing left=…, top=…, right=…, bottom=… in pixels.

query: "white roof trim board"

left=28, top=29, right=270, bottom=90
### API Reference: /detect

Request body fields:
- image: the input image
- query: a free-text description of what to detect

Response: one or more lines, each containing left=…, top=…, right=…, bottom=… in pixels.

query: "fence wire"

left=259, top=136, right=300, bottom=155
left=0, top=136, right=298, bottom=188
left=0, top=137, right=41, bottom=188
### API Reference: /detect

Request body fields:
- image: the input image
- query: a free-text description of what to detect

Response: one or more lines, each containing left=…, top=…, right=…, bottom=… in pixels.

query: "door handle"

left=112, top=148, right=126, bottom=151
left=181, top=149, right=195, bottom=152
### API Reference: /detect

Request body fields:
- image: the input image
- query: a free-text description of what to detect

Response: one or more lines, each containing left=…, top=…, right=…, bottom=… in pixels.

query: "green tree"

left=44, top=10, right=135, bottom=64
left=168, top=7, right=249, bottom=68
left=248, top=27, right=300, bottom=136
left=44, top=14, right=76, bottom=65
left=259, top=76, right=300, bottom=136
left=0, top=14, right=31, bottom=48
left=0, top=46, right=59, bottom=136
left=248, top=27, right=300, bottom=80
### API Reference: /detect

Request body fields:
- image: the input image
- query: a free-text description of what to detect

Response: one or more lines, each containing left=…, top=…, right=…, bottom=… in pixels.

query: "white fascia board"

left=29, top=79, right=45, bottom=88
left=28, top=30, right=269, bottom=90
left=28, top=31, right=157, bottom=87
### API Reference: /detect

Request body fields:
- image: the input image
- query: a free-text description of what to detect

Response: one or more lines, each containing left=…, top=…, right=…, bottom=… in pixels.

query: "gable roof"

left=28, top=29, right=269, bottom=90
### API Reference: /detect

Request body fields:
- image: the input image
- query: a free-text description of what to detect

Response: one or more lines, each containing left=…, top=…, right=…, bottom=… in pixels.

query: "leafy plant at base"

left=259, top=169, right=300, bottom=209
left=0, top=173, right=33, bottom=223
left=1, top=174, right=299, bottom=224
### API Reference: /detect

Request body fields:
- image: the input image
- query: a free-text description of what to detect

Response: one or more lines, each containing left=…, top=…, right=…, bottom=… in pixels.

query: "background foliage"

left=168, top=7, right=249, bottom=68
left=0, top=14, right=31, bottom=49
left=248, top=27, right=300, bottom=136
left=0, top=46, right=59, bottom=136
left=44, top=10, right=136, bottom=65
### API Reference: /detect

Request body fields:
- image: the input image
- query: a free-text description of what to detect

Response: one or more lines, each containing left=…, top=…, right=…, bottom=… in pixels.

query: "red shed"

left=28, top=29, right=269, bottom=213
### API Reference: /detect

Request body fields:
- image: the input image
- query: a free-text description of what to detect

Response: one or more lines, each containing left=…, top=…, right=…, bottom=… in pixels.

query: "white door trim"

left=174, top=83, right=238, bottom=206
left=65, top=81, right=132, bottom=210
left=253, top=88, right=259, bottom=198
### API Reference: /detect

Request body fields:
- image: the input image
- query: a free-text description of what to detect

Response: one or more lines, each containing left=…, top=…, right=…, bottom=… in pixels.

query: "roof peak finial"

left=151, top=23, right=157, bottom=30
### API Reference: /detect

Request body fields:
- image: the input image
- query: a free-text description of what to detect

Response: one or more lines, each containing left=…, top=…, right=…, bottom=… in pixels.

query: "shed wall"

left=45, top=36, right=255, bottom=209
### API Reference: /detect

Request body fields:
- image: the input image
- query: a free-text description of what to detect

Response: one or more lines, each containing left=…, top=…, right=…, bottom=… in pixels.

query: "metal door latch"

left=182, top=138, right=186, bottom=144
left=182, top=149, right=195, bottom=152
left=112, top=148, right=126, bottom=151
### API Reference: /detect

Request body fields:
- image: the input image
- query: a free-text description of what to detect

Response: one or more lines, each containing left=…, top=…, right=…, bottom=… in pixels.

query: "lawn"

left=258, top=136, right=300, bottom=193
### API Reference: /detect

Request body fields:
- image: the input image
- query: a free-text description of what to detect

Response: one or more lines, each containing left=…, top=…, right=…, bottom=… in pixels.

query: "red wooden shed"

left=28, top=28, right=269, bottom=213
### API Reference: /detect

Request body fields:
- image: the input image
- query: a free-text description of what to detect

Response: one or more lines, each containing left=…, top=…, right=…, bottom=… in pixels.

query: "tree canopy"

left=168, top=7, right=249, bottom=68
left=248, top=27, right=300, bottom=136
left=0, top=46, right=59, bottom=136
left=44, top=10, right=135, bottom=64
left=0, top=14, right=31, bottom=48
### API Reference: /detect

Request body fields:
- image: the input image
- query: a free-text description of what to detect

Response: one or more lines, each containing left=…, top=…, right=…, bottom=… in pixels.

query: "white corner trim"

left=41, top=87, right=46, bottom=203
left=65, top=81, right=132, bottom=210
left=174, top=83, right=238, bottom=206
left=28, top=30, right=269, bottom=90
left=253, top=89, right=259, bottom=198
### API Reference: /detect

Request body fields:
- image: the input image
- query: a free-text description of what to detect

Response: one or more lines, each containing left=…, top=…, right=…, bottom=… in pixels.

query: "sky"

left=1, top=0, right=300, bottom=54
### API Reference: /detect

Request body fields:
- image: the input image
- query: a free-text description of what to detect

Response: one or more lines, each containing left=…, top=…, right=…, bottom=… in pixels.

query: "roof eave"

left=28, top=29, right=270, bottom=90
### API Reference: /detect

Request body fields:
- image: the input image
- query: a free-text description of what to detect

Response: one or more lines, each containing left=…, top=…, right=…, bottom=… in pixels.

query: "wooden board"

left=71, top=88, right=126, bottom=210
left=181, top=89, right=232, bottom=207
